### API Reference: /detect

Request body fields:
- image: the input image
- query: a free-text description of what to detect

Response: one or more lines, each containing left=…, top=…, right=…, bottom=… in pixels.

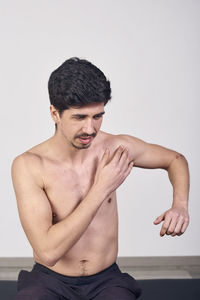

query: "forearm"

left=167, top=154, right=190, bottom=208
left=43, top=185, right=107, bottom=266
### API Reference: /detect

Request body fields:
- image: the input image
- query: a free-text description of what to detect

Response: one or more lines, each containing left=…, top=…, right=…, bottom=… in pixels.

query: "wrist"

left=90, top=183, right=109, bottom=202
left=172, top=197, right=188, bottom=209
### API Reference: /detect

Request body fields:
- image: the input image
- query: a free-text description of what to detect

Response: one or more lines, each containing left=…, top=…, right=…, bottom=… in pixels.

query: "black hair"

left=48, top=57, right=112, bottom=118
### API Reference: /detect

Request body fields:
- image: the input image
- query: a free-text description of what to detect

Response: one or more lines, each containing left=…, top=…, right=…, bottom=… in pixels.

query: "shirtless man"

left=12, top=57, right=190, bottom=300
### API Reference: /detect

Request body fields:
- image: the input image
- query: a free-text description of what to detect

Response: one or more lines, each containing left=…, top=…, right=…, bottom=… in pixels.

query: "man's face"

left=56, top=102, right=105, bottom=150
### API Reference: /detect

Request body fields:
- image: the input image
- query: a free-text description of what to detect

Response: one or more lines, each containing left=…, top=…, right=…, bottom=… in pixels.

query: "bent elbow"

left=38, top=251, right=58, bottom=267
left=43, top=257, right=57, bottom=267
left=166, top=153, right=187, bottom=171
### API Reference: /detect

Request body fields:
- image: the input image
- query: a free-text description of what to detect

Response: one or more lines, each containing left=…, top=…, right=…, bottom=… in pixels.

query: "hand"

left=153, top=205, right=189, bottom=237
left=93, top=146, right=134, bottom=197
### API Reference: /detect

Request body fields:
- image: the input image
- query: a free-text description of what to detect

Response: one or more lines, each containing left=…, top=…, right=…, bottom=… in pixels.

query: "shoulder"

left=100, top=131, right=147, bottom=149
left=11, top=138, right=50, bottom=171
left=115, top=134, right=146, bottom=145
left=12, top=151, right=42, bottom=169
left=99, top=132, right=148, bottom=161
left=11, top=149, right=44, bottom=188
left=97, top=131, right=123, bottom=153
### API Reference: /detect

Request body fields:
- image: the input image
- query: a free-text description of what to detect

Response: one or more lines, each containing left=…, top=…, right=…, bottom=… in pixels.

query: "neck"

left=48, top=130, right=93, bottom=166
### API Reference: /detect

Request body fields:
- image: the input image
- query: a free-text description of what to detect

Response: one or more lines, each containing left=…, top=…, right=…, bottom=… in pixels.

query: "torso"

left=29, top=131, right=122, bottom=276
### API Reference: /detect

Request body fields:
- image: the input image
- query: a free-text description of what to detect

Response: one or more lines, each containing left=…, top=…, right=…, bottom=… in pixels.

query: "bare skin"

left=11, top=103, right=190, bottom=277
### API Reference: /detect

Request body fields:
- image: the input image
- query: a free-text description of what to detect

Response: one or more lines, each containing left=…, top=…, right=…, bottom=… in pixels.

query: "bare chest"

left=43, top=158, right=116, bottom=224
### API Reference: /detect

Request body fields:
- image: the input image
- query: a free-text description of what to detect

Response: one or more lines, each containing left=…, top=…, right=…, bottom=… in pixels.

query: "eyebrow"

left=71, top=111, right=105, bottom=118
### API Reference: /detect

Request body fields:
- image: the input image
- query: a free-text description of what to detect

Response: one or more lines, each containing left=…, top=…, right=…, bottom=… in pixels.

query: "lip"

left=78, top=137, right=93, bottom=144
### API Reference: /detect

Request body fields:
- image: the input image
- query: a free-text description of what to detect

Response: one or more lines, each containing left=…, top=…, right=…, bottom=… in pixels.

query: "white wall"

left=1, top=0, right=199, bottom=256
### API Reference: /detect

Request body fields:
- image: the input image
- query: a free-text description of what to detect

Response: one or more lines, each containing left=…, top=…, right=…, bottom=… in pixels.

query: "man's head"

left=48, top=57, right=111, bottom=149
left=48, top=57, right=111, bottom=121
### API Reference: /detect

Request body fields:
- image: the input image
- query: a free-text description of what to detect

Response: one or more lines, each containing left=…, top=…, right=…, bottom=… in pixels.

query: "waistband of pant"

left=32, top=261, right=120, bottom=283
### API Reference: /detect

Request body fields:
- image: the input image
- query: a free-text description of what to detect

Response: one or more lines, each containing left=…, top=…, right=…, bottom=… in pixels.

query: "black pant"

left=16, top=261, right=142, bottom=300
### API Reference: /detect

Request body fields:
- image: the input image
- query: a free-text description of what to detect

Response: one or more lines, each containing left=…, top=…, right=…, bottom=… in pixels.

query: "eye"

left=76, top=116, right=85, bottom=120
left=94, top=115, right=102, bottom=120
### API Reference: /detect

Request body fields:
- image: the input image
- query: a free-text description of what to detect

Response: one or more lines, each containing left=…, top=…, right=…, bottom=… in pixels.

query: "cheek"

left=62, top=120, right=77, bottom=131
left=60, top=122, right=77, bottom=137
left=97, top=119, right=103, bottom=128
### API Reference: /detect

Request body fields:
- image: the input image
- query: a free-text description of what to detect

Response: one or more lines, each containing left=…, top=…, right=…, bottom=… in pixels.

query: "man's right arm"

left=11, top=146, right=133, bottom=267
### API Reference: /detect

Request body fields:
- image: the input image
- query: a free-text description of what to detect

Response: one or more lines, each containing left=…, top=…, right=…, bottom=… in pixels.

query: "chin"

left=71, top=143, right=90, bottom=150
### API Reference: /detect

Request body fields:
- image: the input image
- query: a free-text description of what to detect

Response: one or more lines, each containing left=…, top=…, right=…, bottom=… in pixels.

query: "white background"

left=1, top=0, right=199, bottom=256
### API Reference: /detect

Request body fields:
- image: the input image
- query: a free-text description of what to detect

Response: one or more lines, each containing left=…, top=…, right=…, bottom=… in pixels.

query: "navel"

left=80, top=259, right=88, bottom=263
left=108, top=198, right=112, bottom=203
left=52, top=213, right=57, bottom=225
left=79, top=260, right=89, bottom=275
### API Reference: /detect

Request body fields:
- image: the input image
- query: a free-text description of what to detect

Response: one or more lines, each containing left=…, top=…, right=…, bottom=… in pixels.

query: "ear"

left=50, top=105, right=60, bottom=125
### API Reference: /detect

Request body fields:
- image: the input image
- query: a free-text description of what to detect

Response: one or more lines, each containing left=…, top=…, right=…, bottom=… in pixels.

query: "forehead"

left=65, top=102, right=105, bottom=116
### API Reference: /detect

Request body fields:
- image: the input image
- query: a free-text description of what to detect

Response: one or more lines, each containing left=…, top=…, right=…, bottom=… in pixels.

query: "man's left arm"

left=118, top=134, right=190, bottom=237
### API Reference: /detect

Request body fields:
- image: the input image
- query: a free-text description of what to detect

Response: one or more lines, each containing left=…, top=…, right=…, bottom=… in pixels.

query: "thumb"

left=153, top=212, right=165, bottom=225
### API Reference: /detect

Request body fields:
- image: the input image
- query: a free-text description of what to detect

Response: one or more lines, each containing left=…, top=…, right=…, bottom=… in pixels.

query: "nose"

left=82, top=119, right=95, bottom=135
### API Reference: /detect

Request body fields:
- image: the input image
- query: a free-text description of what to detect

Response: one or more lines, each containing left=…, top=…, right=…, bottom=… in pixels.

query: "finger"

left=121, top=148, right=130, bottom=162
left=118, top=148, right=130, bottom=169
left=119, top=162, right=134, bottom=185
left=180, top=219, right=189, bottom=234
left=111, top=145, right=125, bottom=163
left=160, top=215, right=172, bottom=237
left=124, top=161, right=134, bottom=176
left=129, top=160, right=135, bottom=168
left=118, top=148, right=134, bottom=173
left=171, top=217, right=184, bottom=236
left=99, top=148, right=110, bottom=166
left=153, top=212, right=165, bottom=225
left=176, top=217, right=189, bottom=236
left=167, top=215, right=179, bottom=235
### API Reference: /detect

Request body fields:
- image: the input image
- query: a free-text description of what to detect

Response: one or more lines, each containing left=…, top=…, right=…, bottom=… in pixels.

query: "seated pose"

left=12, top=57, right=190, bottom=300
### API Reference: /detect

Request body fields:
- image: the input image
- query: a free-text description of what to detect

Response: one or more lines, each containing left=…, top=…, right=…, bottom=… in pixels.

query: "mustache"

left=76, top=133, right=96, bottom=138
